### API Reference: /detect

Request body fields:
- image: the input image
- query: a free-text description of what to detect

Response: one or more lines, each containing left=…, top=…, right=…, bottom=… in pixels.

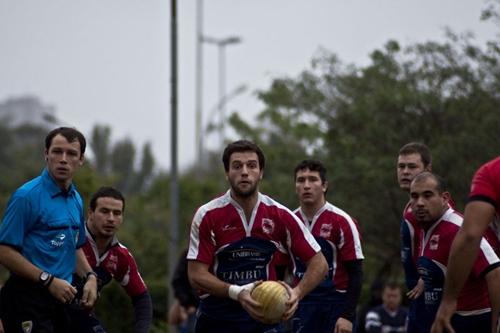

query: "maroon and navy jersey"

left=187, top=190, right=320, bottom=321
left=417, top=207, right=499, bottom=323
left=82, top=228, right=148, bottom=298
left=469, top=156, right=500, bottom=249
left=293, top=202, right=363, bottom=294
left=401, top=202, right=424, bottom=290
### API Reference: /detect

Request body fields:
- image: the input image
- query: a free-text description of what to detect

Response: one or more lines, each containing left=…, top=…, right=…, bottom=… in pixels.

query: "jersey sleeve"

left=117, top=248, right=148, bottom=297
left=0, top=193, right=34, bottom=249
left=469, top=159, right=500, bottom=208
left=471, top=237, right=500, bottom=277
left=75, top=194, right=87, bottom=248
left=337, top=216, right=364, bottom=261
left=187, top=207, right=216, bottom=265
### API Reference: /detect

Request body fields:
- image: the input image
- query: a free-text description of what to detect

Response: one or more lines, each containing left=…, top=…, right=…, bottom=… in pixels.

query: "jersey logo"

left=222, top=224, right=237, bottom=232
left=262, top=218, right=275, bottom=234
left=22, top=321, right=33, bottom=333
left=106, top=254, right=118, bottom=271
left=320, top=223, right=332, bottom=238
left=50, top=233, right=66, bottom=247
left=430, top=235, right=439, bottom=250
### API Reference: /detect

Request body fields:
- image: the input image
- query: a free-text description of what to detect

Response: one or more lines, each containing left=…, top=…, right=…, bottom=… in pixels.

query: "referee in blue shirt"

left=0, top=127, right=98, bottom=333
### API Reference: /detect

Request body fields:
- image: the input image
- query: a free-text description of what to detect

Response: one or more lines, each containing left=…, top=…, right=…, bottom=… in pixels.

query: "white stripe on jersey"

left=324, top=202, right=364, bottom=259
left=428, top=208, right=500, bottom=265
left=187, top=191, right=231, bottom=260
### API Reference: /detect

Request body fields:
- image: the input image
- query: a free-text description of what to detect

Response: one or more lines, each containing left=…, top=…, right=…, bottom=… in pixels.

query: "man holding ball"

left=187, top=140, right=328, bottom=333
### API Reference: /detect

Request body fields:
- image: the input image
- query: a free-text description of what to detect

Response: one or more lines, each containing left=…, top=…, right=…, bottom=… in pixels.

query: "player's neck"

left=301, top=199, right=325, bottom=221
left=95, top=236, right=114, bottom=256
left=231, top=191, right=258, bottom=221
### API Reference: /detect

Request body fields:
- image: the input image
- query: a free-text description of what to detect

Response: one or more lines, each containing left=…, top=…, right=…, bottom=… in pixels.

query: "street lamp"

left=202, top=35, right=242, bottom=147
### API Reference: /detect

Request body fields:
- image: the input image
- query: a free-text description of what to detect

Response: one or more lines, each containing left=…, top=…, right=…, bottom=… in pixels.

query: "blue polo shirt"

left=0, top=168, right=86, bottom=282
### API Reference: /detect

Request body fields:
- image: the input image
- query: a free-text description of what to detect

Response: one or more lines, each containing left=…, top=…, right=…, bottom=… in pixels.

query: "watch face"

left=40, top=271, right=50, bottom=281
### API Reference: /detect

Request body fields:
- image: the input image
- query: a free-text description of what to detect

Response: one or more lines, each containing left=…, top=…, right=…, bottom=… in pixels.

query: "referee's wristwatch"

left=39, top=271, right=54, bottom=287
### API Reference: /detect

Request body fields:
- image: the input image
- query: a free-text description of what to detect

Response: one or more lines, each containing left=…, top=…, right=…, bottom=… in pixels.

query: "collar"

left=41, top=168, right=76, bottom=198
left=85, top=222, right=119, bottom=249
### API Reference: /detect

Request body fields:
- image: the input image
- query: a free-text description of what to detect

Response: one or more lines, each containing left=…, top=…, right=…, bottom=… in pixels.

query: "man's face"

left=295, top=168, right=327, bottom=207
left=382, top=287, right=402, bottom=312
left=45, top=134, right=84, bottom=189
left=226, top=151, right=263, bottom=198
left=397, top=153, right=428, bottom=191
left=88, top=197, right=124, bottom=238
left=410, top=177, right=448, bottom=226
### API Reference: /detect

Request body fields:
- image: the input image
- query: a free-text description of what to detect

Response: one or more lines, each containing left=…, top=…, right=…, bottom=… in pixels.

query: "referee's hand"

left=48, top=277, right=77, bottom=304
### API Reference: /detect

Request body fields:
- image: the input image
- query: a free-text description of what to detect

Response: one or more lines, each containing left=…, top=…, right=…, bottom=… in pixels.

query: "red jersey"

left=469, top=156, right=500, bottom=248
left=294, top=202, right=363, bottom=291
left=418, top=208, right=499, bottom=316
left=187, top=191, right=320, bottom=321
left=82, top=227, right=148, bottom=298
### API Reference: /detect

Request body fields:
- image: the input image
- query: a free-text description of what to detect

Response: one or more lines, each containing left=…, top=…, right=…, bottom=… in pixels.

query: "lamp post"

left=202, top=35, right=241, bottom=147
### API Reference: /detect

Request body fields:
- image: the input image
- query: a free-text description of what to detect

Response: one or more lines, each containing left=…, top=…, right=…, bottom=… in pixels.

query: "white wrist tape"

left=228, top=282, right=256, bottom=301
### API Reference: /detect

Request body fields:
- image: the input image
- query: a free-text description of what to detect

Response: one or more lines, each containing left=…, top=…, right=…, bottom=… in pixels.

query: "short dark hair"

left=222, top=140, right=266, bottom=172
left=411, top=171, right=447, bottom=194
left=45, top=127, right=86, bottom=155
left=294, top=159, right=327, bottom=184
left=398, top=142, right=431, bottom=167
left=383, top=281, right=402, bottom=291
left=89, top=186, right=126, bottom=212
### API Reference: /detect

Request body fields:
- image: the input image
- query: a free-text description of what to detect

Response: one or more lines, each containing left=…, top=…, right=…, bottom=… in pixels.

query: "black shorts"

left=0, top=275, right=69, bottom=333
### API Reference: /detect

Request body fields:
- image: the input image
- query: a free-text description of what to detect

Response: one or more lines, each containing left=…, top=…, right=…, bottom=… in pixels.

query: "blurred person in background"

left=365, top=282, right=408, bottom=333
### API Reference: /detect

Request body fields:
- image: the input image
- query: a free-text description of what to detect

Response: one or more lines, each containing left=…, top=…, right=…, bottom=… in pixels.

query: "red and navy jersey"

left=417, top=207, right=499, bottom=326
left=401, top=202, right=424, bottom=290
left=469, top=156, right=500, bottom=249
left=82, top=227, right=148, bottom=298
left=293, top=202, right=364, bottom=294
left=187, top=190, right=320, bottom=321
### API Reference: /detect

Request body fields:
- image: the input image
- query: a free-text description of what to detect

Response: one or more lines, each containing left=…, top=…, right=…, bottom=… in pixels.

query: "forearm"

left=75, top=248, right=93, bottom=277
left=132, top=292, right=153, bottom=333
left=294, top=252, right=328, bottom=300
left=0, top=244, right=41, bottom=281
left=188, top=261, right=230, bottom=298
left=340, top=260, right=363, bottom=322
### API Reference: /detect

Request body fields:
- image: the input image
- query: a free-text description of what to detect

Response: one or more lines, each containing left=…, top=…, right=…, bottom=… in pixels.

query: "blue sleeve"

left=0, top=193, right=34, bottom=249
left=75, top=194, right=86, bottom=248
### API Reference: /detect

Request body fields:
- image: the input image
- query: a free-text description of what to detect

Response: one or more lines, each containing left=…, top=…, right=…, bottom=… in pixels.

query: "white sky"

left=0, top=0, right=496, bottom=171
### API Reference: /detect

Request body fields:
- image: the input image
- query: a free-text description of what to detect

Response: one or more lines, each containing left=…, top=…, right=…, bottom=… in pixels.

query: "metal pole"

left=195, top=0, right=204, bottom=164
left=218, top=44, right=226, bottom=147
left=169, top=0, right=179, bottom=330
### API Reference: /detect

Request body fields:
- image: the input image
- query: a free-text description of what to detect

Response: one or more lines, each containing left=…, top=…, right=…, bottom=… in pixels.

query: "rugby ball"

left=251, top=281, right=289, bottom=324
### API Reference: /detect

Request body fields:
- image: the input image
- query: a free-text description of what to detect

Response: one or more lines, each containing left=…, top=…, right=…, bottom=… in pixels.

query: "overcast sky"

left=0, top=0, right=496, bottom=171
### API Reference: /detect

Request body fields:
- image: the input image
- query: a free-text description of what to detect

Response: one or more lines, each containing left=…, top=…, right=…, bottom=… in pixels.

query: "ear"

left=442, top=191, right=451, bottom=204
left=44, top=150, right=49, bottom=162
left=322, top=181, right=328, bottom=193
left=78, top=154, right=85, bottom=166
left=426, top=163, right=432, bottom=172
left=259, top=170, right=264, bottom=180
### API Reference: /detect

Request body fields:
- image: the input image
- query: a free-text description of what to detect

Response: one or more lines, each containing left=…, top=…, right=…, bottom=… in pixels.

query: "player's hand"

left=48, top=277, right=77, bottom=304
left=238, top=289, right=265, bottom=322
left=283, top=283, right=299, bottom=320
left=430, top=299, right=456, bottom=333
left=334, top=317, right=352, bottom=333
left=80, top=274, right=98, bottom=309
left=407, top=278, right=424, bottom=300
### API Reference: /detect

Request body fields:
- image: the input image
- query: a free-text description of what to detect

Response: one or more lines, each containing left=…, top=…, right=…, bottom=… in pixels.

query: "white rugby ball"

left=251, top=281, right=289, bottom=324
